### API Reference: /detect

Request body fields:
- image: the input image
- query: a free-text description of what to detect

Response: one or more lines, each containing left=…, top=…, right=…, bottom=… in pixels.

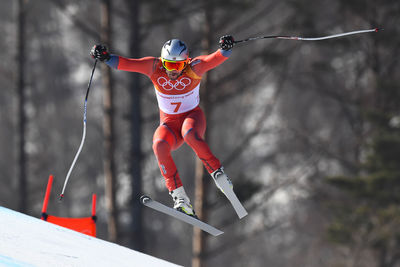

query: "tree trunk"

left=17, top=0, right=28, bottom=213
left=101, top=0, right=118, bottom=243
left=126, top=0, right=144, bottom=252
left=192, top=1, right=214, bottom=266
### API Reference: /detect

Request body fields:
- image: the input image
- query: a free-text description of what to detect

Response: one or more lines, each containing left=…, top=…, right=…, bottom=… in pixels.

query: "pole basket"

left=41, top=175, right=97, bottom=237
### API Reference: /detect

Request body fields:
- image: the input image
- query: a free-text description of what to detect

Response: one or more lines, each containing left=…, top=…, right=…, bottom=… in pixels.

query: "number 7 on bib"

left=171, top=102, right=182, bottom=113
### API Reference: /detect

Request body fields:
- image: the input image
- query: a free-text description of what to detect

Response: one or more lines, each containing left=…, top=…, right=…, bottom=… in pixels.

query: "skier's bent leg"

left=183, top=124, right=233, bottom=193
left=152, top=126, right=183, bottom=191
left=182, top=109, right=221, bottom=174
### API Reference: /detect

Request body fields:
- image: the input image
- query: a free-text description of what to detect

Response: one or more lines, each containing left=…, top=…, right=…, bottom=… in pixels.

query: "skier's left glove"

left=90, top=44, right=111, bottom=61
left=219, top=35, right=235, bottom=50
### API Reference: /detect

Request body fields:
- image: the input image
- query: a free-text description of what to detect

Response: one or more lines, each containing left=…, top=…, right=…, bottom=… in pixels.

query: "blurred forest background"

left=1, top=0, right=399, bottom=266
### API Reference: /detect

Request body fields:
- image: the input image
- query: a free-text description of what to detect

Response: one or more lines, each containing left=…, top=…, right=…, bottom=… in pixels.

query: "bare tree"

left=101, top=0, right=118, bottom=242
left=17, top=0, right=28, bottom=213
left=192, top=0, right=214, bottom=265
left=125, top=0, right=145, bottom=252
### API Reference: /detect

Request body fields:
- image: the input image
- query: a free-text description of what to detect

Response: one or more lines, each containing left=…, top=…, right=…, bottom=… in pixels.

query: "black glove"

left=90, top=44, right=110, bottom=61
left=219, top=35, right=235, bottom=50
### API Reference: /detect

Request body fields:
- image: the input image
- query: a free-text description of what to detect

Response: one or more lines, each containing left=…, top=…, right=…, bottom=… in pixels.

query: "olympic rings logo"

left=157, top=77, right=191, bottom=91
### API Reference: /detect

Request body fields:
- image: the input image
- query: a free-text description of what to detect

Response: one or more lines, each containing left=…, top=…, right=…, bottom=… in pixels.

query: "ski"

left=214, top=174, right=248, bottom=219
left=140, top=195, right=224, bottom=237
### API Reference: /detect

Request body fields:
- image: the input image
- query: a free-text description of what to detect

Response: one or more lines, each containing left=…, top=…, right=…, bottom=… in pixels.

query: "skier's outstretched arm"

left=191, top=35, right=234, bottom=76
left=90, top=44, right=155, bottom=76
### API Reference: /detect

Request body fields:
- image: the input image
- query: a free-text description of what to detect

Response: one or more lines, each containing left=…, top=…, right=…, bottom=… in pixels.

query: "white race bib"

left=155, top=84, right=200, bottom=114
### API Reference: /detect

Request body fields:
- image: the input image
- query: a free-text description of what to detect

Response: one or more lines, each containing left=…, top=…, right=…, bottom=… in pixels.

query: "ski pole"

left=59, top=59, right=98, bottom=201
left=234, top=28, right=381, bottom=44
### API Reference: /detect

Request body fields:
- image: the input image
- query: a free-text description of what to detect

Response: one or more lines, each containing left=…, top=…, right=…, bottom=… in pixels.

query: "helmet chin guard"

left=161, top=39, right=189, bottom=61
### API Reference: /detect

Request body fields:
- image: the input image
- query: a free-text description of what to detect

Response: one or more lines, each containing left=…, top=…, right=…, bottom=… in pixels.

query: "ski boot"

left=170, top=186, right=197, bottom=218
left=211, top=166, right=233, bottom=195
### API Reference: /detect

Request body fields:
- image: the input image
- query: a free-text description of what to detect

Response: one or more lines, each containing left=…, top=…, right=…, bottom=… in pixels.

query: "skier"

left=90, top=36, right=235, bottom=218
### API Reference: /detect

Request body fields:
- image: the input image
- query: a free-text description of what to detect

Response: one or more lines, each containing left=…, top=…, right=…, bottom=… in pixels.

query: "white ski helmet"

left=161, top=39, right=189, bottom=61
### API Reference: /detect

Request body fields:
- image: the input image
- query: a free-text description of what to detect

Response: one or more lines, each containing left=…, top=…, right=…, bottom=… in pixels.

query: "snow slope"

left=0, top=207, right=182, bottom=267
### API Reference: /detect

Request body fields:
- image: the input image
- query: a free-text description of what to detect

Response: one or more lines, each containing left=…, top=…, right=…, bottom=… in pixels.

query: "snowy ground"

left=0, top=207, right=181, bottom=267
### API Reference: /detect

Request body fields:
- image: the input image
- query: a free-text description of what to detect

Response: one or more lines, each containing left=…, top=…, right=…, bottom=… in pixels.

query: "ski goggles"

left=161, top=59, right=188, bottom=71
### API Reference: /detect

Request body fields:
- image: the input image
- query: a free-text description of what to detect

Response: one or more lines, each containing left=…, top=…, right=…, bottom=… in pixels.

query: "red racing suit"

left=106, top=49, right=231, bottom=191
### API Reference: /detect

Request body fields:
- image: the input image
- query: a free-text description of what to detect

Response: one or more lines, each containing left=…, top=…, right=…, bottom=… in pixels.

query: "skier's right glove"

left=90, top=44, right=110, bottom=61
left=219, top=35, right=235, bottom=51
